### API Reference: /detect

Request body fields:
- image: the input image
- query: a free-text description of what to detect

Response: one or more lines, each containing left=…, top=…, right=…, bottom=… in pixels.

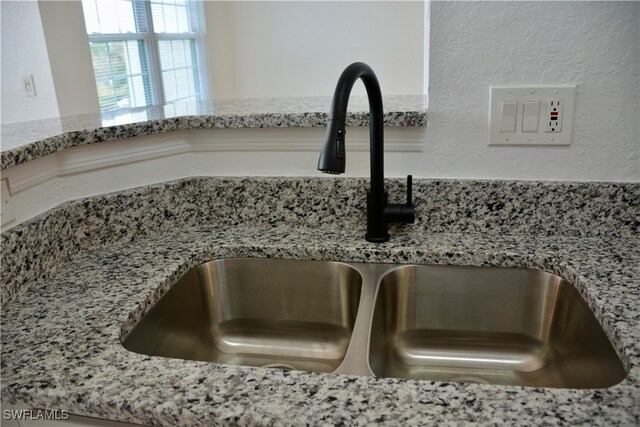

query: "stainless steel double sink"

left=123, top=258, right=626, bottom=389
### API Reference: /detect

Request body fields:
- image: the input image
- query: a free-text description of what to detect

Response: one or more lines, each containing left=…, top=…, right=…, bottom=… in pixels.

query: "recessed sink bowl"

left=123, top=258, right=362, bottom=373
left=368, top=265, right=626, bottom=388
left=123, top=258, right=626, bottom=388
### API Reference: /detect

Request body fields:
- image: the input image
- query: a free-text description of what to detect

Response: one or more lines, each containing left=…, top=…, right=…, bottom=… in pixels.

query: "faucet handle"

left=382, top=175, right=415, bottom=225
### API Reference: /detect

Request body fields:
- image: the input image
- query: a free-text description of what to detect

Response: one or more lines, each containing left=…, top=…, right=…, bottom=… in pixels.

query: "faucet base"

left=366, top=190, right=390, bottom=243
left=365, top=233, right=390, bottom=243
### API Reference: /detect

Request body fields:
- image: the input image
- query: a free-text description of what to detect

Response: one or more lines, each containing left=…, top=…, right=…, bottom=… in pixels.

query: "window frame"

left=85, top=0, right=209, bottom=111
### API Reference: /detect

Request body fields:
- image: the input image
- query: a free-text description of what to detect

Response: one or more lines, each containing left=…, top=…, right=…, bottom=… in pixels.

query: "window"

left=81, top=0, right=208, bottom=113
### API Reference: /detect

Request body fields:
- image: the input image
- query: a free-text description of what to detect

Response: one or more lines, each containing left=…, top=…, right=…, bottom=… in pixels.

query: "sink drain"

left=261, top=363, right=296, bottom=371
left=450, top=375, right=489, bottom=384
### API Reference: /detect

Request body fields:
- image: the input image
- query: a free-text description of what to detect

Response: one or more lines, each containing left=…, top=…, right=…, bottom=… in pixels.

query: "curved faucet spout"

left=318, top=62, right=384, bottom=194
left=318, top=62, right=414, bottom=243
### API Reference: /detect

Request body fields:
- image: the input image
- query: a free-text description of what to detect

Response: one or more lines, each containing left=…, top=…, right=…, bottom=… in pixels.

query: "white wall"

left=38, top=0, right=99, bottom=117
left=204, top=1, right=425, bottom=99
left=0, top=0, right=60, bottom=124
left=416, top=0, right=639, bottom=182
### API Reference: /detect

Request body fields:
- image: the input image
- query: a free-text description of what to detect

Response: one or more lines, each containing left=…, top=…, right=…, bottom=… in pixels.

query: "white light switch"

left=522, top=101, right=540, bottom=132
left=21, top=75, right=36, bottom=97
left=500, top=101, right=517, bottom=133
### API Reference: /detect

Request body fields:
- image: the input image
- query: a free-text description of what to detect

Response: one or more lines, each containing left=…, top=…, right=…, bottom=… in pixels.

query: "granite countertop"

left=1, top=177, right=638, bottom=426
left=0, top=95, right=427, bottom=170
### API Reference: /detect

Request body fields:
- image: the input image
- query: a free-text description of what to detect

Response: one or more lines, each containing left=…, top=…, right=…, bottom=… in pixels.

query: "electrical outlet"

left=1, top=178, right=16, bottom=226
left=545, top=99, right=564, bottom=133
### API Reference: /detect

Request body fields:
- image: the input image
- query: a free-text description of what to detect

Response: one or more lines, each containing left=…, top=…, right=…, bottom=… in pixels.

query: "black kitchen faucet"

left=318, top=62, right=414, bottom=243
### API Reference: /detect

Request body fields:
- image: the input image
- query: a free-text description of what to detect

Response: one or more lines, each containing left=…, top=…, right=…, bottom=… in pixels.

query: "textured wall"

left=420, top=1, right=639, bottom=181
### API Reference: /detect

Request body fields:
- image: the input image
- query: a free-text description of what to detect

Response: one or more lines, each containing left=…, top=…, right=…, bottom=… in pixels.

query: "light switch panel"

left=500, top=101, right=517, bottom=133
left=522, top=101, right=540, bottom=132
left=21, top=75, right=36, bottom=97
left=488, top=85, right=576, bottom=146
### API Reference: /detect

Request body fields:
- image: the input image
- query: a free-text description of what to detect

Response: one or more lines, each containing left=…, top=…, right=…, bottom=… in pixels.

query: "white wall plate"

left=488, top=85, right=576, bottom=146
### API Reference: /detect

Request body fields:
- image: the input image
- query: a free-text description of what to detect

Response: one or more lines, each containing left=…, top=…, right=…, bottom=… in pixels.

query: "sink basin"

left=123, top=258, right=362, bottom=373
left=123, top=258, right=626, bottom=388
left=368, top=265, right=626, bottom=388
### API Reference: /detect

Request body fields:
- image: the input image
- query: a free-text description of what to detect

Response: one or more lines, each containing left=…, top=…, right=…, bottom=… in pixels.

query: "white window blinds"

left=81, top=0, right=207, bottom=113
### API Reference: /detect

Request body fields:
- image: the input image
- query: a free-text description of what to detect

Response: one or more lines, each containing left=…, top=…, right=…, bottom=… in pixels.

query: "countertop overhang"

left=0, top=96, right=427, bottom=171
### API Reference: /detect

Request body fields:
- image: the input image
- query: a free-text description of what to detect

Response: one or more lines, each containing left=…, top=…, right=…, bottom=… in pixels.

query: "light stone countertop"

left=1, top=177, right=638, bottom=426
left=1, top=226, right=639, bottom=426
left=0, top=96, right=427, bottom=170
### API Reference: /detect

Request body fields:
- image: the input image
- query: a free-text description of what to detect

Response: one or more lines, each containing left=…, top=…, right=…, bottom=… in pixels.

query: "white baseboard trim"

left=57, top=139, right=192, bottom=176
left=6, top=155, right=58, bottom=194
left=6, top=127, right=425, bottom=192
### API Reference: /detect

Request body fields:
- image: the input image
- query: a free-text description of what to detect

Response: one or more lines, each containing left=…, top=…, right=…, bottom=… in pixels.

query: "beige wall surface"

left=204, top=1, right=425, bottom=99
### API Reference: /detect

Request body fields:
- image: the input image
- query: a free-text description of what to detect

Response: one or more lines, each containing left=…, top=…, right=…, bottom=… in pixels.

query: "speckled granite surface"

left=1, top=177, right=639, bottom=426
left=2, top=177, right=638, bottom=307
left=0, top=96, right=427, bottom=170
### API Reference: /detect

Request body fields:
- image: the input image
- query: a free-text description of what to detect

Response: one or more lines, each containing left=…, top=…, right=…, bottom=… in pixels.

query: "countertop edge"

left=0, top=97, right=428, bottom=171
